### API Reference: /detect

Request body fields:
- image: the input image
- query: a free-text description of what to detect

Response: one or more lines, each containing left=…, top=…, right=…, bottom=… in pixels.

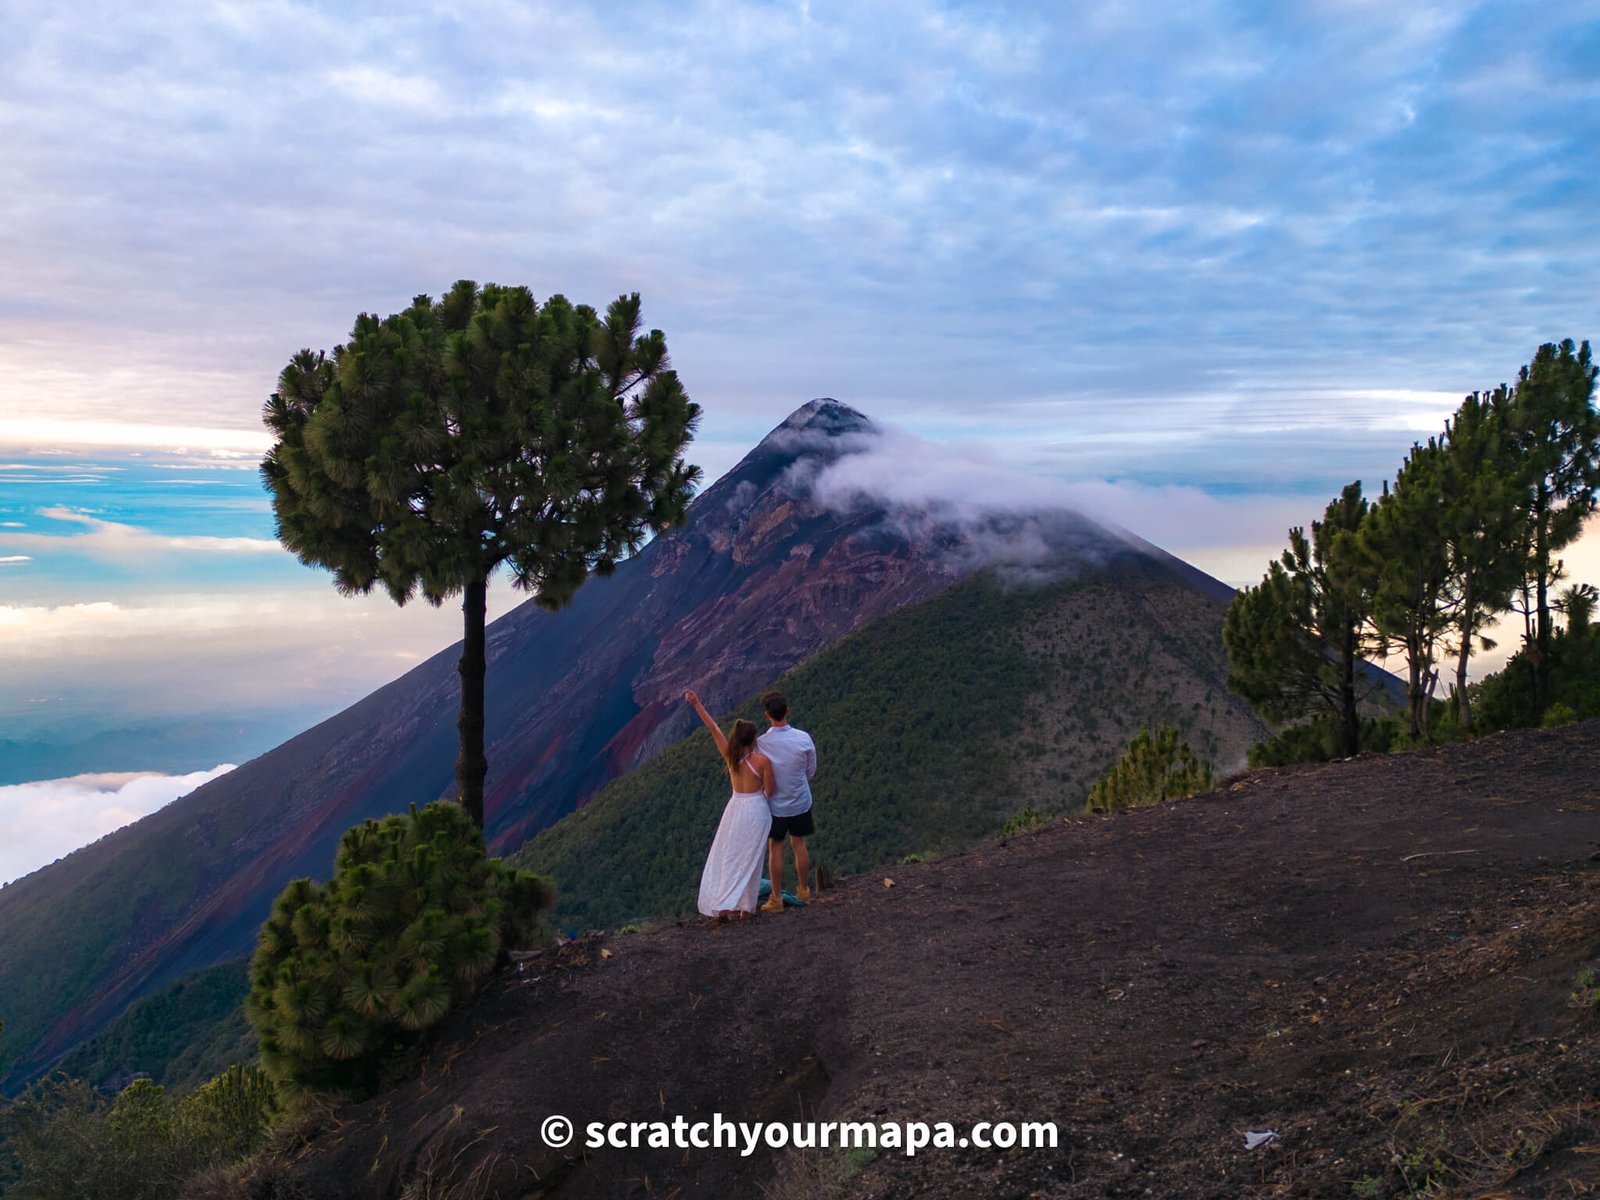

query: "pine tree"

left=1223, top=483, right=1377, bottom=755
left=1437, top=387, right=1525, bottom=734
left=1559, top=582, right=1597, bottom=635
left=245, top=802, right=553, bottom=1096
left=1362, top=443, right=1454, bottom=741
left=1084, top=726, right=1214, bottom=814
left=1502, top=340, right=1600, bottom=715
left=261, top=283, right=701, bottom=831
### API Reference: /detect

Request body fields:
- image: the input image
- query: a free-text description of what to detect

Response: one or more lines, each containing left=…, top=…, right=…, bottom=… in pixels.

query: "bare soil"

left=267, top=720, right=1600, bottom=1200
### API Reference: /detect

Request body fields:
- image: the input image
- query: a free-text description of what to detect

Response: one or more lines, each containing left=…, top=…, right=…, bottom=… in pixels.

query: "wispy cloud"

left=0, top=765, right=236, bottom=886
left=0, top=507, right=280, bottom=559
left=0, top=416, right=273, bottom=455
left=791, top=420, right=1331, bottom=584
left=325, top=65, right=446, bottom=113
left=0, top=463, right=123, bottom=473
left=0, top=583, right=527, bottom=725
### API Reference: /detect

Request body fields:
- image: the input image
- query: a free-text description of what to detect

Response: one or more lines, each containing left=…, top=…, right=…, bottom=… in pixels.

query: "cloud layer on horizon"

left=0, top=765, right=236, bottom=886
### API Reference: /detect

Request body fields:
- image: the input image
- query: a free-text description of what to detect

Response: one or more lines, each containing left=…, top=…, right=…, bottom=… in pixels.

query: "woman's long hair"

left=723, top=719, right=759, bottom=772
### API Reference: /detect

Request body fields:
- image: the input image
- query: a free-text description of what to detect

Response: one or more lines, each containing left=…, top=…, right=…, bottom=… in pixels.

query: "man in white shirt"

left=756, top=690, right=816, bottom=911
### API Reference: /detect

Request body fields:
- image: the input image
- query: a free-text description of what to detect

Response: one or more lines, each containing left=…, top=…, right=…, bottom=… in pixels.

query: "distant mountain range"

left=0, top=711, right=317, bottom=786
left=0, top=399, right=1261, bottom=1094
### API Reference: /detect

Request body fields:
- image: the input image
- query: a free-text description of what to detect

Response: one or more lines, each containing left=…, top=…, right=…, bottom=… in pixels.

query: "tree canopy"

left=1503, top=339, right=1600, bottom=713
left=1225, top=338, right=1598, bottom=752
left=246, top=802, right=552, bottom=1096
left=261, top=282, right=701, bottom=828
left=1223, top=483, right=1376, bottom=755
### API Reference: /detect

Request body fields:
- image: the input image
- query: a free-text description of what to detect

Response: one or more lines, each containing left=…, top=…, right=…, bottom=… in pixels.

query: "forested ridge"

left=512, top=558, right=1262, bottom=931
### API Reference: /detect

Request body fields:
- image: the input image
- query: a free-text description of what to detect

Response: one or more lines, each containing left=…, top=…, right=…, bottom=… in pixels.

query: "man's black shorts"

left=769, top=809, right=815, bottom=841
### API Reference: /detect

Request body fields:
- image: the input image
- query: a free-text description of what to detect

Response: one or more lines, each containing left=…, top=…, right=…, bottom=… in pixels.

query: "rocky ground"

left=258, top=720, right=1600, bottom=1199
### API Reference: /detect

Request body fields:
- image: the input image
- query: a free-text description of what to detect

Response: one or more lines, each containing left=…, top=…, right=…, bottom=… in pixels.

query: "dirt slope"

left=269, top=721, right=1600, bottom=1200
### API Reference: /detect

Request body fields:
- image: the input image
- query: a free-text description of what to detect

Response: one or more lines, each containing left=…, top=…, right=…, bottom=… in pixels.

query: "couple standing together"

left=686, top=689, right=816, bottom=920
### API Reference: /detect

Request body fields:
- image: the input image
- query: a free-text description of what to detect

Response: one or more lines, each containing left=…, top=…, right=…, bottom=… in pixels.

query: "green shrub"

left=1086, top=726, right=1214, bottom=814
left=999, top=807, right=1050, bottom=837
left=0, top=1066, right=278, bottom=1200
left=1570, top=967, right=1600, bottom=1012
left=1542, top=701, right=1578, bottom=727
left=246, top=802, right=553, bottom=1096
left=179, top=1063, right=279, bottom=1163
left=1248, top=713, right=1402, bottom=768
left=1248, top=718, right=1342, bottom=767
left=1474, top=620, right=1600, bottom=731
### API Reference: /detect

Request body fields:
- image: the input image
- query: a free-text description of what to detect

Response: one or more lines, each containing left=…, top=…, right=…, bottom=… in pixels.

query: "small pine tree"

left=1223, top=483, right=1378, bottom=757
left=246, top=802, right=553, bottom=1095
left=1000, top=805, right=1050, bottom=837
left=1085, top=726, right=1214, bottom=815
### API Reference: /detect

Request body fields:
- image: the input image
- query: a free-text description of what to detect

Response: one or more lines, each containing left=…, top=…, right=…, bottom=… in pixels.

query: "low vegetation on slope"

left=0, top=821, right=218, bottom=1093
left=54, top=961, right=253, bottom=1095
left=512, top=574, right=1038, bottom=930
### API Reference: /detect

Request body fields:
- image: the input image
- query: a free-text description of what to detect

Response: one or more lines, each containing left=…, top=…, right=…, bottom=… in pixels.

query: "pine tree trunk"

left=1535, top=511, right=1551, bottom=717
left=1529, top=483, right=1542, bottom=720
left=1339, top=620, right=1359, bottom=756
left=1408, top=636, right=1425, bottom=740
left=1455, top=573, right=1474, bottom=736
left=456, top=575, right=489, bottom=832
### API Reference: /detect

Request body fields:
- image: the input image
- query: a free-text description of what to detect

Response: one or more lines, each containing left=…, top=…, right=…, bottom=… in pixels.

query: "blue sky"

left=2, top=0, right=1599, bottom=769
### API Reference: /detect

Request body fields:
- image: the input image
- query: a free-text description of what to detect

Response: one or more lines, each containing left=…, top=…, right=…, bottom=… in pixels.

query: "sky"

left=2, top=1, right=1599, bottom=878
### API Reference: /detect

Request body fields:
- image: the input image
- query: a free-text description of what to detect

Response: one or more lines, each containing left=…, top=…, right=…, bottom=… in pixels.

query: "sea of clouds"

left=0, top=764, right=234, bottom=887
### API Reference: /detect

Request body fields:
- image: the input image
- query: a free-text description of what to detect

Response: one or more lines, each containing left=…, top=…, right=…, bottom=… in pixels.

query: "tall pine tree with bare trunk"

left=1437, top=386, right=1524, bottom=734
left=1362, top=442, right=1456, bottom=742
left=1503, top=339, right=1600, bottom=716
left=261, top=282, right=700, bottom=833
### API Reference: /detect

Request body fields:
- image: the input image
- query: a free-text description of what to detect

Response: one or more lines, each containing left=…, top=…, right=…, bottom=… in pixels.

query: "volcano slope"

left=515, top=560, right=1269, bottom=933
left=0, top=398, right=1259, bottom=1094
left=267, top=720, right=1600, bottom=1200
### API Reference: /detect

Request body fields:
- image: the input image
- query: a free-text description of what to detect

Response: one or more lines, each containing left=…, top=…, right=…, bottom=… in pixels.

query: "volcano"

left=0, top=399, right=1238, bottom=1092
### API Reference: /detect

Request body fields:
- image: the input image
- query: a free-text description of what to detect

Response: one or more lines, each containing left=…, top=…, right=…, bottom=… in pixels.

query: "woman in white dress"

left=686, top=690, right=776, bottom=919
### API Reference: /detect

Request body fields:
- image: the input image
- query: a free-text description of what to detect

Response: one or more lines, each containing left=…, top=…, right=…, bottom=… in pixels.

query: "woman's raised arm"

left=685, top=690, right=729, bottom=756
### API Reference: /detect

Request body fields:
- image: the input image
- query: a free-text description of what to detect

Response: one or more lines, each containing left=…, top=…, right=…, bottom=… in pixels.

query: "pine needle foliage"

left=1000, top=805, right=1051, bottom=836
left=260, top=282, right=701, bottom=830
left=245, top=802, right=553, bottom=1096
left=1223, top=483, right=1379, bottom=757
left=1084, top=726, right=1214, bottom=815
